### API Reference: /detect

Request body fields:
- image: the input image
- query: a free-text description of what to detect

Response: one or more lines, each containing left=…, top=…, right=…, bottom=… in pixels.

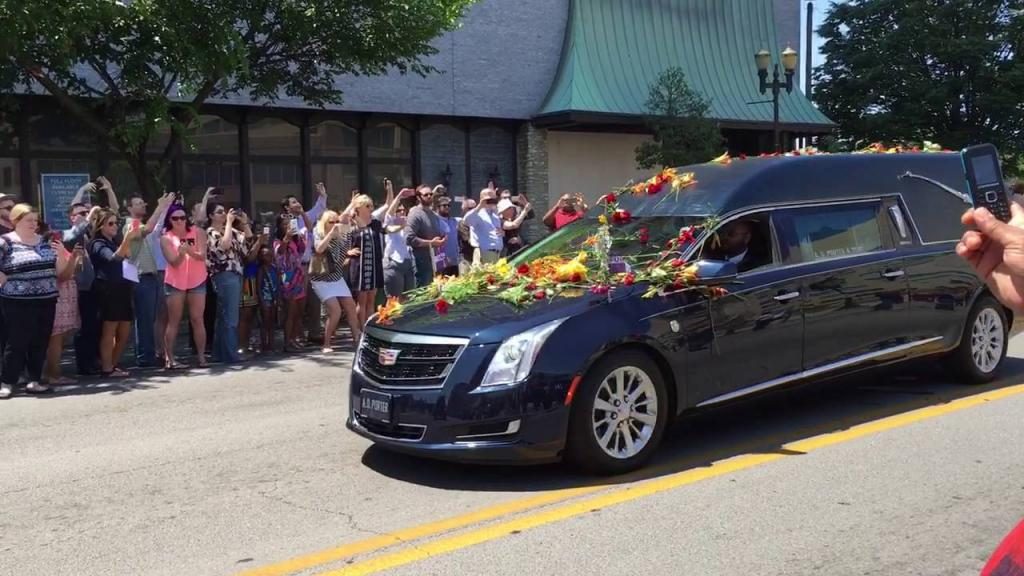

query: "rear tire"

left=566, top=350, right=670, bottom=475
left=948, top=296, right=1008, bottom=384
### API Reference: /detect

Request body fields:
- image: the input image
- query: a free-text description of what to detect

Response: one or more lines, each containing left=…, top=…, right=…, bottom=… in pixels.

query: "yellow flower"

left=598, top=214, right=607, bottom=225
left=710, top=151, right=731, bottom=164
left=494, top=258, right=511, bottom=277
left=576, top=251, right=588, bottom=264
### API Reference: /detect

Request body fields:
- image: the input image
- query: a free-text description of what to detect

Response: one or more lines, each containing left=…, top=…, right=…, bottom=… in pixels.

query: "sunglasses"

left=213, top=209, right=226, bottom=215
left=420, top=193, right=434, bottom=198
left=484, top=199, right=498, bottom=204
left=170, top=215, right=187, bottom=222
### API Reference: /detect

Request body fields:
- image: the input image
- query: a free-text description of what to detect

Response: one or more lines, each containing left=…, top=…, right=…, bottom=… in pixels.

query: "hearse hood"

left=368, top=290, right=614, bottom=344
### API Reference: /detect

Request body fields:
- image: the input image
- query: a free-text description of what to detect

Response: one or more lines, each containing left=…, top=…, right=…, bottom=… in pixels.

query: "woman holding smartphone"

left=161, top=204, right=208, bottom=369
left=274, top=212, right=307, bottom=352
left=311, top=210, right=362, bottom=352
left=88, top=208, right=144, bottom=378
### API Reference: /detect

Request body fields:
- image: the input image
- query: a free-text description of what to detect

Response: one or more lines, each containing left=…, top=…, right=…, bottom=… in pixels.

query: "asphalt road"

left=2, top=337, right=1023, bottom=576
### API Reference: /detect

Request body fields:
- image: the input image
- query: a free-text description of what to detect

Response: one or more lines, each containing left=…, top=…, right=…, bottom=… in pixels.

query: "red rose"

left=638, top=231, right=650, bottom=245
left=534, top=290, right=546, bottom=300
left=671, top=280, right=684, bottom=290
left=623, top=273, right=636, bottom=286
left=646, top=182, right=662, bottom=195
left=603, top=193, right=617, bottom=203
left=678, top=227, right=695, bottom=244
left=517, top=264, right=530, bottom=275
left=435, top=299, right=449, bottom=314
left=570, top=272, right=582, bottom=283
left=611, top=209, right=632, bottom=224
left=739, top=153, right=748, bottom=160
left=590, top=285, right=610, bottom=295
left=670, top=258, right=685, bottom=268
left=486, top=274, right=496, bottom=285
left=526, top=282, right=537, bottom=291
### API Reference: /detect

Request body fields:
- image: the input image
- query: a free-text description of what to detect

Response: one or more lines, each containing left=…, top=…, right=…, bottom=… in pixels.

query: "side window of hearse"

left=789, top=203, right=884, bottom=263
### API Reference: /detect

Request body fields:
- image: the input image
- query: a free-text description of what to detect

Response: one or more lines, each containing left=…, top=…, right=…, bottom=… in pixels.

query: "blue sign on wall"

left=40, top=173, right=90, bottom=231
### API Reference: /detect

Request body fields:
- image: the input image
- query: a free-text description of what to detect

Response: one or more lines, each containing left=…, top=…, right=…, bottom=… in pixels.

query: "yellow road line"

left=236, top=486, right=605, bottom=576
left=316, top=382, right=1024, bottom=576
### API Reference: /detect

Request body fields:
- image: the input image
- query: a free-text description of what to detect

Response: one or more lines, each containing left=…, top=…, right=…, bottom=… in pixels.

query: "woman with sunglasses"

left=88, top=208, right=144, bottom=378
left=206, top=203, right=246, bottom=364
left=160, top=204, right=208, bottom=369
left=0, top=204, right=72, bottom=398
left=311, top=210, right=363, bottom=352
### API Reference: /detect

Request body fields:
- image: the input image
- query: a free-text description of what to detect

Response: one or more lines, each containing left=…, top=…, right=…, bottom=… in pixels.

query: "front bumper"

left=347, top=365, right=570, bottom=466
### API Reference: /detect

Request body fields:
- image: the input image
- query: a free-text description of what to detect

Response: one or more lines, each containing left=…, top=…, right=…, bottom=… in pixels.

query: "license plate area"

left=359, top=389, right=393, bottom=423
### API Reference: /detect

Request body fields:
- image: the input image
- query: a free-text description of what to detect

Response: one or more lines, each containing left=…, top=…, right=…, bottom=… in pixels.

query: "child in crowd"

left=256, top=245, right=280, bottom=354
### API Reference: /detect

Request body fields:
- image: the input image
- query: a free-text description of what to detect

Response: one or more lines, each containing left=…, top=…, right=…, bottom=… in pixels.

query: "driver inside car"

left=706, top=219, right=768, bottom=273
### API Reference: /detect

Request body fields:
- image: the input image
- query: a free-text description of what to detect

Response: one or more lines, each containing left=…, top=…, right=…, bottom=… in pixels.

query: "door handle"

left=881, top=270, right=905, bottom=279
left=773, top=291, right=800, bottom=302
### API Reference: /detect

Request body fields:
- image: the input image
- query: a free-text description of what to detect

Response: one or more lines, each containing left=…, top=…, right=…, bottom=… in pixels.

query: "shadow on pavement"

left=359, top=357, right=1024, bottom=492
left=11, top=341, right=357, bottom=400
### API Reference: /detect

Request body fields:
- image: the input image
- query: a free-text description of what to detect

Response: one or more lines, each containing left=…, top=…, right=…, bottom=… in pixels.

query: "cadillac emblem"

left=378, top=348, right=400, bottom=366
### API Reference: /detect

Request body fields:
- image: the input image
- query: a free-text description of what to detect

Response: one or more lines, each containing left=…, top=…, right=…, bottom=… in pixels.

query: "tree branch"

left=86, top=56, right=122, bottom=98
left=22, top=63, right=109, bottom=140
left=159, top=77, right=218, bottom=165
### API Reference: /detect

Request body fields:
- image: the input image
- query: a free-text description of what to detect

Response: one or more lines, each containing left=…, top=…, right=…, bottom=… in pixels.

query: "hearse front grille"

left=357, top=328, right=468, bottom=388
left=354, top=414, right=426, bottom=441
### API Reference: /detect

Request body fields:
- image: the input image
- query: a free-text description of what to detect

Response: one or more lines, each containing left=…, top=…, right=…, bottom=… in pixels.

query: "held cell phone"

left=48, top=231, right=62, bottom=244
left=262, top=225, right=271, bottom=236
left=961, top=144, right=1010, bottom=222
left=185, top=238, right=196, bottom=246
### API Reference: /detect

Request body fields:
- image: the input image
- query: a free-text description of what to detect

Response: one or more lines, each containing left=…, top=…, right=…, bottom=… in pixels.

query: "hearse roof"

left=614, top=152, right=970, bottom=244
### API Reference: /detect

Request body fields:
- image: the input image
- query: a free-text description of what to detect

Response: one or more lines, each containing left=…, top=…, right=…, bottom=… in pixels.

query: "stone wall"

left=517, top=124, right=549, bottom=242
left=419, top=121, right=466, bottom=199
left=469, top=124, right=516, bottom=197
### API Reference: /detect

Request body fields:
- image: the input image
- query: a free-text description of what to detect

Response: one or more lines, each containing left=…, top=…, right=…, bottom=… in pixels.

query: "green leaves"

left=0, top=0, right=475, bottom=192
left=814, top=0, right=1024, bottom=175
left=636, top=66, right=724, bottom=170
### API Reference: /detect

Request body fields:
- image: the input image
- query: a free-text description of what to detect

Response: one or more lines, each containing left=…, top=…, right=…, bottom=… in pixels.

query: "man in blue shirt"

left=435, top=196, right=461, bottom=276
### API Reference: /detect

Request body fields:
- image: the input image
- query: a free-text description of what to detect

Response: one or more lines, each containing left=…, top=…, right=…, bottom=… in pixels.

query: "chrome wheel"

left=591, top=366, right=659, bottom=460
left=971, top=308, right=1004, bottom=374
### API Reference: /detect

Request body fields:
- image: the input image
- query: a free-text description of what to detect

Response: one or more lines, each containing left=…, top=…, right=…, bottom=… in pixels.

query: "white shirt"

left=297, top=195, right=327, bottom=263
left=728, top=249, right=748, bottom=265
left=374, top=206, right=411, bottom=264
left=464, top=208, right=503, bottom=252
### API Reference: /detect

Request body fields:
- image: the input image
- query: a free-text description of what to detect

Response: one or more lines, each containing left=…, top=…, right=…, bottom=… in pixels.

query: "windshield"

left=512, top=216, right=709, bottom=271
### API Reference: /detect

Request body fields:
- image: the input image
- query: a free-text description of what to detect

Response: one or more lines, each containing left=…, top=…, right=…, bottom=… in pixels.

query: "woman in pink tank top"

left=160, top=204, right=209, bottom=370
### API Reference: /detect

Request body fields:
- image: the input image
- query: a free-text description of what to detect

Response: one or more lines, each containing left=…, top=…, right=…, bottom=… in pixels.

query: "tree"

left=814, top=0, right=1024, bottom=172
left=635, top=66, right=723, bottom=170
left=0, top=0, right=475, bottom=195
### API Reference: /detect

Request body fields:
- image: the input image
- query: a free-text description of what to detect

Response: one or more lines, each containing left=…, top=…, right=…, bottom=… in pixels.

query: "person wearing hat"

left=496, top=195, right=532, bottom=258
left=462, top=188, right=505, bottom=267
left=435, top=196, right=461, bottom=276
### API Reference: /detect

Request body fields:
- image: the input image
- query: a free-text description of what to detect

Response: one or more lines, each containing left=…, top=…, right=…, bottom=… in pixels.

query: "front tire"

left=949, top=296, right=1008, bottom=384
left=566, top=350, right=669, bottom=475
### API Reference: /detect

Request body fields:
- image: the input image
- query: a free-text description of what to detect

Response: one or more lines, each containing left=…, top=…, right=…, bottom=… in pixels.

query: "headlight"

left=479, top=318, right=567, bottom=388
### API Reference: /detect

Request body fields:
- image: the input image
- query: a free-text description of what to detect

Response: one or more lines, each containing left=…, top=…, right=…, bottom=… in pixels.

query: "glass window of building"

left=249, top=117, right=301, bottom=217
left=183, top=115, right=238, bottom=156
left=365, top=122, right=413, bottom=204
left=310, top=121, right=359, bottom=209
left=181, top=115, right=240, bottom=210
left=29, top=113, right=96, bottom=153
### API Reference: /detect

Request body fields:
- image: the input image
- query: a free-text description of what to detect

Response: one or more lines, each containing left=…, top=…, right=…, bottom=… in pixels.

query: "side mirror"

left=694, top=259, right=737, bottom=286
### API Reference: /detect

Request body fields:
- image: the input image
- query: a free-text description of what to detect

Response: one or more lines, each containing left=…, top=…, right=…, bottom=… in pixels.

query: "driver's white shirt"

left=728, top=249, right=748, bottom=264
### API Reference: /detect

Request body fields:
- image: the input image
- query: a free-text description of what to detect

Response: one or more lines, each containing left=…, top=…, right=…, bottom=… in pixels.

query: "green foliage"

left=635, top=66, right=724, bottom=170
left=813, top=0, right=1024, bottom=175
left=0, top=0, right=474, bottom=193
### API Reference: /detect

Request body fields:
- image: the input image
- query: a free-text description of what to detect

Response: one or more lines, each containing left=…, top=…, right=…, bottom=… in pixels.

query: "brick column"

left=517, top=124, right=549, bottom=241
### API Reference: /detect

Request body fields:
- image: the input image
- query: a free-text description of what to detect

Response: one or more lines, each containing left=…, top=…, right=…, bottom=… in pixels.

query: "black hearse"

left=348, top=152, right=1017, bottom=474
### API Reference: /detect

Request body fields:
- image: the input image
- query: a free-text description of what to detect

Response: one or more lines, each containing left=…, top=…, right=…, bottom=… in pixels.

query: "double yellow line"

left=239, top=382, right=1024, bottom=576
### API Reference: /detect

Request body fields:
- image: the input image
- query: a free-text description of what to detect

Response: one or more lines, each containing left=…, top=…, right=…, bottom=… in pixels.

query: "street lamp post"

left=755, top=46, right=798, bottom=153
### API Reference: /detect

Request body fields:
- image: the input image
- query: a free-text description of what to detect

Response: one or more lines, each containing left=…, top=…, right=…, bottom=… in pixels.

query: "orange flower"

left=710, top=151, right=732, bottom=164
left=375, top=297, right=404, bottom=325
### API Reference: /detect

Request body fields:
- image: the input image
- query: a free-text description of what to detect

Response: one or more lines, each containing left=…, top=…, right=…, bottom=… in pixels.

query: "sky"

left=807, top=0, right=848, bottom=72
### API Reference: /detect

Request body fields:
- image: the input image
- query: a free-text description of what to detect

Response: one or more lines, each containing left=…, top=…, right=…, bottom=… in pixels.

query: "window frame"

left=772, top=199, right=892, bottom=266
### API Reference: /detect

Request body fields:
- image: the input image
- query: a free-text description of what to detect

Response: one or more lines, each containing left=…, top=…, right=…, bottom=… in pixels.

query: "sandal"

left=164, top=360, right=185, bottom=371
left=197, top=357, right=210, bottom=369
left=49, top=376, right=77, bottom=386
left=101, top=368, right=129, bottom=378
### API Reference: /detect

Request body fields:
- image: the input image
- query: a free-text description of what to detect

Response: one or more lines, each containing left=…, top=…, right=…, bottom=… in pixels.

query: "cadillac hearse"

left=347, top=152, right=1016, bottom=474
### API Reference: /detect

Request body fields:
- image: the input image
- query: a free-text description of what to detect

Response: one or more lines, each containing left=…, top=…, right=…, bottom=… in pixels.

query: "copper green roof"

left=536, top=0, right=834, bottom=130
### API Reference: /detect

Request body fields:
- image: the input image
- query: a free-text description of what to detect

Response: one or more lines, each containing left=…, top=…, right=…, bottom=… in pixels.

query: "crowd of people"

left=0, top=176, right=592, bottom=398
